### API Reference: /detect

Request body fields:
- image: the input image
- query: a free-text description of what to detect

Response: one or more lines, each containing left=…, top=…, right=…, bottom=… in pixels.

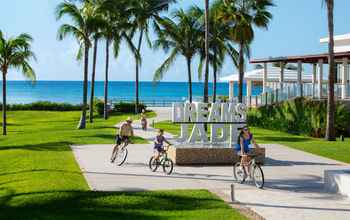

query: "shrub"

left=247, top=98, right=350, bottom=137
left=92, top=98, right=104, bottom=115
left=113, top=102, right=146, bottom=113
left=0, top=101, right=82, bottom=111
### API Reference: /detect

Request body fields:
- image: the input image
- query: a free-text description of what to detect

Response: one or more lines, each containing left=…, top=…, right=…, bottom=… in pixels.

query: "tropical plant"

left=130, top=0, right=177, bottom=114
left=203, top=0, right=210, bottom=104
left=55, top=1, right=104, bottom=129
left=219, top=0, right=274, bottom=103
left=100, top=0, right=139, bottom=119
left=196, top=1, right=239, bottom=103
left=0, top=30, right=36, bottom=135
left=272, top=62, right=297, bottom=70
left=323, top=0, right=336, bottom=141
left=80, top=0, right=105, bottom=123
left=153, top=8, right=203, bottom=103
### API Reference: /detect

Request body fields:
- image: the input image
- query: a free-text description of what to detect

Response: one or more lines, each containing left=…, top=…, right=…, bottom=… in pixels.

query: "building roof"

left=220, top=67, right=327, bottom=83
left=250, top=52, right=350, bottom=64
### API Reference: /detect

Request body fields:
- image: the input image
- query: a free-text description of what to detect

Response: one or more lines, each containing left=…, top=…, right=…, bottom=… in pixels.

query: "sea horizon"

left=0, top=81, right=262, bottom=104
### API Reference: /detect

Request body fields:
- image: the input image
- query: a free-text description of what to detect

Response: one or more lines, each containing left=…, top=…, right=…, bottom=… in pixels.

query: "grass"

left=0, top=111, right=246, bottom=219
left=153, top=120, right=350, bottom=164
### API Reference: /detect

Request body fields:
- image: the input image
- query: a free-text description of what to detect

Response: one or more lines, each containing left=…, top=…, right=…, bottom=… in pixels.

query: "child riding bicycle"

left=151, top=129, right=171, bottom=165
left=110, top=117, right=134, bottom=162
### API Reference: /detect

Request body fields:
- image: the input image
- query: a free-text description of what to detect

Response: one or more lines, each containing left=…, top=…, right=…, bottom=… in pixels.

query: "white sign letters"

left=172, top=102, right=247, bottom=144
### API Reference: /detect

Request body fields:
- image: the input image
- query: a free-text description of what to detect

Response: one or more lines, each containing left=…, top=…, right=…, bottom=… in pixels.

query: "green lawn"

left=153, top=120, right=350, bottom=164
left=0, top=111, right=246, bottom=219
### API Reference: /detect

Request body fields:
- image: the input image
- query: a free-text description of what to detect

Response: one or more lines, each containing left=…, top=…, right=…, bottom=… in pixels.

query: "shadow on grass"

left=256, top=136, right=310, bottom=143
left=0, top=189, right=228, bottom=219
left=0, top=169, right=81, bottom=177
left=72, top=134, right=116, bottom=139
left=0, top=141, right=72, bottom=151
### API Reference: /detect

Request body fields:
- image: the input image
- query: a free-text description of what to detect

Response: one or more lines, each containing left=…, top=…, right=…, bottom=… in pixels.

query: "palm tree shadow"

left=264, top=157, right=341, bottom=166
left=0, top=141, right=72, bottom=151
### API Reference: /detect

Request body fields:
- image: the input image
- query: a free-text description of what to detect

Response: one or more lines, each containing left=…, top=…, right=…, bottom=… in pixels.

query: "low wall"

left=324, top=170, right=350, bottom=197
left=167, top=143, right=265, bottom=165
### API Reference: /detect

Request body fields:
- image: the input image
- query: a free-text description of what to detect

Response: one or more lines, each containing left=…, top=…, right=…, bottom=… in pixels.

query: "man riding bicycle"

left=110, top=117, right=134, bottom=162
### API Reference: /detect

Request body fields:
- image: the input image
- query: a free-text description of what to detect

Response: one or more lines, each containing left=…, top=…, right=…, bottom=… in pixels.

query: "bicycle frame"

left=242, top=155, right=258, bottom=176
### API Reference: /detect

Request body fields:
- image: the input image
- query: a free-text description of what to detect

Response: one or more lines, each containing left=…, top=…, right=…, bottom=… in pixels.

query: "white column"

left=229, top=81, right=234, bottom=100
left=312, top=63, right=317, bottom=97
left=318, top=59, right=324, bottom=98
left=342, top=57, right=349, bottom=99
left=280, top=62, right=284, bottom=89
left=247, top=80, right=252, bottom=107
left=297, top=60, right=302, bottom=97
left=263, top=63, right=267, bottom=93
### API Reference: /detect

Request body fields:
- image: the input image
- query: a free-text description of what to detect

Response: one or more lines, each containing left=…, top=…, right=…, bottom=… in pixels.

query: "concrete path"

left=71, top=107, right=350, bottom=220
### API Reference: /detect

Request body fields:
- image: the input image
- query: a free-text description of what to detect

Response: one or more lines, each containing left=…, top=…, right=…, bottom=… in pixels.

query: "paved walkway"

left=71, top=107, right=350, bottom=220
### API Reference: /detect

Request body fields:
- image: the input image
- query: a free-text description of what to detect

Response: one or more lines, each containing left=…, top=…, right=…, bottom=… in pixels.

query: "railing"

left=110, top=99, right=186, bottom=107
left=235, top=83, right=350, bottom=107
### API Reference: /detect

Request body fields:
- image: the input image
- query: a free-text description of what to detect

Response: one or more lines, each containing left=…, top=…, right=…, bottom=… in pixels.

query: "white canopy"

left=220, top=67, right=326, bottom=83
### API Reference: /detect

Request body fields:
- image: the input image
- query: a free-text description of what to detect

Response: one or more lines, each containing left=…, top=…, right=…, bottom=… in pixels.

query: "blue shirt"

left=236, top=134, right=253, bottom=153
left=154, top=136, right=164, bottom=147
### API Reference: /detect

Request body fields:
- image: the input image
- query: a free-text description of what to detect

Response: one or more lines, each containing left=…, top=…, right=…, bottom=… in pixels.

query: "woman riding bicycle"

left=151, top=129, right=171, bottom=165
left=235, top=126, right=262, bottom=174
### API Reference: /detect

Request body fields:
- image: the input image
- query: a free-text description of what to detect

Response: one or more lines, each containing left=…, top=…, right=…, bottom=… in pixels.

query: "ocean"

left=0, top=81, right=262, bottom=104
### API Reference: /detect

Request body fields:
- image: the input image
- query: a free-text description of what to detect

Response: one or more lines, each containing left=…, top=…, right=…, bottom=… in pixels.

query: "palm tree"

left=219, top=0, right=274, bottom=103
left=130, top=0, right=177, bottom=114
left=324, top=0, right=336, bottom=141
left=55, top=2, right=104, bottom=129
left=203, top=0, right=210, bottom=104
left=0, top=30, right=36, bottom=135
left=196, top=2, right=239, bottom=103
left=82, top=0, right=104, bottom=123
left=272, top=62, right=297, bottom=70
left=153, top=8, right=203, bottom=103
left=101, top=1, right=139, bottom=120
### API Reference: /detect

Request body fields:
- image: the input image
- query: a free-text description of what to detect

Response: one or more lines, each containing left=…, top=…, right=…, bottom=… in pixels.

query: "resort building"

left=221, top=33, right=350, bottom=106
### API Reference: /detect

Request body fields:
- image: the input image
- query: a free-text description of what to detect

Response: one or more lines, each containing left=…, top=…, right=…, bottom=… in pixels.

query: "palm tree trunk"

left=238, top=41, right=244, bottom=103
left=2, top=72, right=7, bottom=135
left=325, top=0, right=335, bottom=141
left=89, top=38, right=98, bottom=123
left=203, top=0, right=210, bottom=104
left=135, top=26, right=144, bottom=114
left=77, top=43, right=89, bottom=129
left=104, top=39, right=109, bottom=120
left=213, top=54, right=217, bottom=103
left=186, top=57, right=193, bottom=103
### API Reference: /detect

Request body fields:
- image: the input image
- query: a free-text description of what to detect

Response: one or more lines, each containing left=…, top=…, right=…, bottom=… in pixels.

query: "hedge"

left=0, top=101, right=83, bottom=111
left=247, top=98, right=350, bottom=137
left=113, top=102, right=146, bottom=113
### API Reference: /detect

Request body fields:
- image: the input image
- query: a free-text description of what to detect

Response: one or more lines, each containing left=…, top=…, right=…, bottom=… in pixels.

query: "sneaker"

left=110, top=152, right=117, bottom=163
left=237, top=166, right=244, bottom=174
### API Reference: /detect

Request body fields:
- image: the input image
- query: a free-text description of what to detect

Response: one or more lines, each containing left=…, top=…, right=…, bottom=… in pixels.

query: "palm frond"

left=153, top=48, right=178, bottom=86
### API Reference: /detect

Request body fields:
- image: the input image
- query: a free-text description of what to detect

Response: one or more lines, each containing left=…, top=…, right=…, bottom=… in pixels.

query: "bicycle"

left=141, top=119, right=147, bottom=131
left=111, top=141, right=128, bottom=166
left=233, top=154, right=264, bottom=188
left=149, top=144, right=173, bottom=175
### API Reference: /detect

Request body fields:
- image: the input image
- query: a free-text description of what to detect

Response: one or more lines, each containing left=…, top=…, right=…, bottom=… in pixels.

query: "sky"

left=0, top=0, right=349, bottom=82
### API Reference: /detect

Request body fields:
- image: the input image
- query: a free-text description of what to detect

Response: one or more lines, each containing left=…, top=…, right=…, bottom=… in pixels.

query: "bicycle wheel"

left=252, top=165, right=264, bottom=188
left=163, top=158, right=173, bottom=175
left=115, top=146, right=128, bottom=166
left=233, top=163, right=246, bottom=184
left=149, top=156, right=159, bottom=172
left=110, top=150, right=117, bottom=163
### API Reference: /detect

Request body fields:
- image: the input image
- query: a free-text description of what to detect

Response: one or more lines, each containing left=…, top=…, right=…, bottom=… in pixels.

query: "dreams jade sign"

left=172, top=103, right=247, bottom=143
